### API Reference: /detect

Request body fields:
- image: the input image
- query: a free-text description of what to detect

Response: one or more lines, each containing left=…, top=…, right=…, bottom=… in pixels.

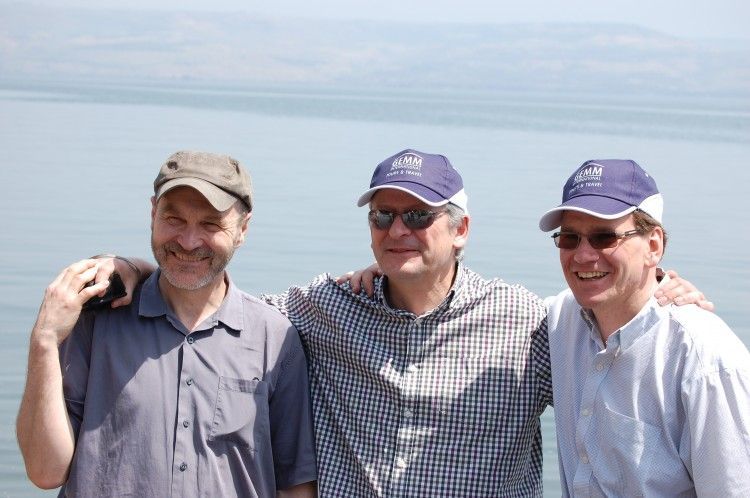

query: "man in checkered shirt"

left=264, top=149, right=552, bottom=497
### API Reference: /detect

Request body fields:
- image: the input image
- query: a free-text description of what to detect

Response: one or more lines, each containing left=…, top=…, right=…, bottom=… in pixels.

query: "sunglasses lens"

left=368, top=211, right=394, bottom=230
left=403, top=210, right=435, bottom=230
left=555, top=233, right=580, bottom=249
left=589, top=232, right=619, bottom=249
left=369, top=210, right=438, bottom=230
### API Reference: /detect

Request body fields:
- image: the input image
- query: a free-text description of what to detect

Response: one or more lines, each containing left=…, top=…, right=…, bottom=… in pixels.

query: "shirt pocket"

left=208, top=376, right=269, bottom=450
left=586, top=405, right=675, bottom=497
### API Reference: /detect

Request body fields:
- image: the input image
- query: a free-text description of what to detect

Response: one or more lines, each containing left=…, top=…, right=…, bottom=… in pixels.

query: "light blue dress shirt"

left=546, top=287, right=750, bottom=497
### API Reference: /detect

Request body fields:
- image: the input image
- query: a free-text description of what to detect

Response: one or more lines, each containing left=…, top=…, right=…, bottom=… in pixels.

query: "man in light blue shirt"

left=539, top=159, right=750, bottom=496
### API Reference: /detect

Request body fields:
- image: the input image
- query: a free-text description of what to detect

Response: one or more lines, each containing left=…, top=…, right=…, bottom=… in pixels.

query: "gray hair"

left=232, top=200, right=251, bottom=230
left=445, top=203, right=467, bottom=261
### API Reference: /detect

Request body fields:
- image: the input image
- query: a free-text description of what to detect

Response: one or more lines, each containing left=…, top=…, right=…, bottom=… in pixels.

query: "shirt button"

left=581, top=408, right=591, bottom=417
left=187, top=336, right=195, bottom=344
left=183, top=420, right=190, bottom=428
left=581, top=456, right=589, bottom=464
left=396, top=457, right=407, bottom=469
left=179, top=462, right=188, bottom=471
left=404, top=409, right=413, bottom=418
left=186, top=378, right=194, bottom=386
left=596, top=363, right=604, bottom=371
left=407, top=364, right=418, bottom=374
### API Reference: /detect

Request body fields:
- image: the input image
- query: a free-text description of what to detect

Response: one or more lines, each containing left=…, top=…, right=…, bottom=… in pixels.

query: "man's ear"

left=150, top=196, right=157, bottom=228
left=453, top=215, right=470, bottom=251
left=646, top=226, right=665, bottom=266
left=235, top=211, right=252, bottom=247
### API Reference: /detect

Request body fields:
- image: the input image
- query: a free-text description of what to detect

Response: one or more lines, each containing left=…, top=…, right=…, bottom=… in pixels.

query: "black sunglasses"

left=368, top=209, right=443, bottom=230
left=552, top=229, right=643, bottom=250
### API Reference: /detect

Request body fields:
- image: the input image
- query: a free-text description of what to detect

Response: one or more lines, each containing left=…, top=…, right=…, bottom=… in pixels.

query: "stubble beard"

left=152, top=240, right=234, bottom=291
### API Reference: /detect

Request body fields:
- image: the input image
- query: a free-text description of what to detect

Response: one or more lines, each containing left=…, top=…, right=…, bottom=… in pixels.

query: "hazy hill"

left=1, top=2, right=748, bottom=97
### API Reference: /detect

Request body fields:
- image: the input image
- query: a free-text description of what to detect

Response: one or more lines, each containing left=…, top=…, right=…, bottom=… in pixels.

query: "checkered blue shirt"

left=265, top=264, right=552, bottom=497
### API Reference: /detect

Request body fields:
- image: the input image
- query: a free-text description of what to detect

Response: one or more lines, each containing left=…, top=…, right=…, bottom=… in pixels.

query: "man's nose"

left=572, top=237, right=600, bottom=263
left=388, top=215, right=412, bottom=237
left=176, top=225, right=203, bottom=251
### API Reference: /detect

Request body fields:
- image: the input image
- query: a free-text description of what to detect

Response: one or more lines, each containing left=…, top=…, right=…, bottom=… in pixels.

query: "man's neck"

left=385, top=264, right=457, bottom=316
left=593, top=279, right=658, bottom=343
left=158, top=273, right=228, bottom=332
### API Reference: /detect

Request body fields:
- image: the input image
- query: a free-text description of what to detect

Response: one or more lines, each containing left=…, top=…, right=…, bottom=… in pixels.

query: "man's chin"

left=161, top=269, right=215, bottom=291
left=382, top=264, right=424, bottom=281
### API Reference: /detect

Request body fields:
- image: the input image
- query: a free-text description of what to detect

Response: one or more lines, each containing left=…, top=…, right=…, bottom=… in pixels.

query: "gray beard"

left=151, top=242, right=234, bottom=291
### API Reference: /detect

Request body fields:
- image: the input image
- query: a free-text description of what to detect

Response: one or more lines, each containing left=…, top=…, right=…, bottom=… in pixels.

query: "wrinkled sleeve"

left=269, top=324, right=317, bottom=489
left=261, top=273, right=333, bottom=344
left=58, top=312, right=95, bottom=439
left=532, top=316, right=553, bottom=409
left=681, top=341, right=750, bottom=496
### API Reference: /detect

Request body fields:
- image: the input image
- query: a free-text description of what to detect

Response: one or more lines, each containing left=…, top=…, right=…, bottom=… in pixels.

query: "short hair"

left=633, top=209, right=668, bottom=251
left=445, top=203, right=467, bottom=261
left=233, top=201, right=251, bottom=228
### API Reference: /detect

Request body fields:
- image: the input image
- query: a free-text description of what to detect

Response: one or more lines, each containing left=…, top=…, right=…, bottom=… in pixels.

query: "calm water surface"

left=1, top=82, right=748, bottom=497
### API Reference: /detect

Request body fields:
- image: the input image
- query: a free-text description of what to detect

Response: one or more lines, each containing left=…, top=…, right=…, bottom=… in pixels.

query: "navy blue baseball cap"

left=357, top=149, right=469, bottom=213
left=539, top=159, right=663, bottom=231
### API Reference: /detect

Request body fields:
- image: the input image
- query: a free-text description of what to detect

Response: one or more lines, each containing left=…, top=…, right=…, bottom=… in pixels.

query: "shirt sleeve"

left=269, top=323, right=317, bottom=489
left=680, top=332, right=750, bottom=496
left=58, top=312, right=95, bottom=439
left=261, top=273, right=333, bottom=343
left=532, top=316, right=553, bottom=409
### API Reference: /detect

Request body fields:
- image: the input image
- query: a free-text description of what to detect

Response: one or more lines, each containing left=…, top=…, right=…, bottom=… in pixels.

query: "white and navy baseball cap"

left=357, top=149, right=469, bottom=213
left=539, top=159, right=663, bottom=231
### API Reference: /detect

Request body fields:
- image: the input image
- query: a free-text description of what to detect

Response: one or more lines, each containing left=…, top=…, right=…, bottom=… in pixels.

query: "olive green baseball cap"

left=153, top=151, right=252, bottom=212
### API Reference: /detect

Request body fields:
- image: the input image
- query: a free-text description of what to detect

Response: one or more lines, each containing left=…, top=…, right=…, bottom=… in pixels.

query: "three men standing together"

left=17, top=149, right=749, bottom=496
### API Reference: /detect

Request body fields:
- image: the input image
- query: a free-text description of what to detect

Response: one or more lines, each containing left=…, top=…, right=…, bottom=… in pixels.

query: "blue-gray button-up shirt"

left=59, top=271, right=316, bottom=497
left=547, top=288, right=750, bottom=497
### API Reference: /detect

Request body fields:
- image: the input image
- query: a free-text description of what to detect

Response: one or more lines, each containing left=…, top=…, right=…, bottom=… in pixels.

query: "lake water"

left=1, top=81, right=748, bottom=497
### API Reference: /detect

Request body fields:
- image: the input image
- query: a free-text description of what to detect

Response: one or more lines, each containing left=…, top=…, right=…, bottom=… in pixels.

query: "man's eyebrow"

left=203, top=214, right=227, bottom=223
left=158, top=201, right=177, bottom=213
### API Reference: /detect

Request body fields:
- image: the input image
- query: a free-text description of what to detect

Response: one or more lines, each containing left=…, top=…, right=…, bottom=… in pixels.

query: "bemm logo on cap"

left=570, top=161, right=604, bottom=193
left=387, top=151, right=423, bottom=178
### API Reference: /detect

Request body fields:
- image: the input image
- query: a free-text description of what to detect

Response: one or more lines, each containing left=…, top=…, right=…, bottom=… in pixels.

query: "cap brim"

left=538, top=196, right=636, bottom=231
left=357, top=183, right=451, bottom=208
left=155, top=178, right=239, bottom=212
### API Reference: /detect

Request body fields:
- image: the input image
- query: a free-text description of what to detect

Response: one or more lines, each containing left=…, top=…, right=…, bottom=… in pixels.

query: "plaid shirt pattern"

left=265, top=264, right=552, bottom=497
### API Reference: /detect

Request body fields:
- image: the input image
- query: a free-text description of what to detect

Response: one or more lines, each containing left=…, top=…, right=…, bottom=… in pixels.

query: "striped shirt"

left=264, top=264, right=552, bottom=497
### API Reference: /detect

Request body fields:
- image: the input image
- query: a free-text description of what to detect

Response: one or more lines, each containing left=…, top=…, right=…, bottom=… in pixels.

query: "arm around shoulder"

left=16, top=259, right=108, bottom=488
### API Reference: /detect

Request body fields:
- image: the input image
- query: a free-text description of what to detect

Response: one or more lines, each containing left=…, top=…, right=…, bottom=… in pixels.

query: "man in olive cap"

left=17, top=151, right=317, bottom=497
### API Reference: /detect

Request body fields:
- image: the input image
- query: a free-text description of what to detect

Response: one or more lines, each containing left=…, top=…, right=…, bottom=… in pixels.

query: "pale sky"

left=17, top=0, right=750, bottom=40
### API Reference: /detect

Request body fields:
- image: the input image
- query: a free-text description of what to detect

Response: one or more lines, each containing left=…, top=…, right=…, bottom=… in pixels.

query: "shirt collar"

left=579, top=295, right=662, bottom=352
left=138, top=269, right=244, bottom=334
left=373, top=262, right=466, bottom=317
